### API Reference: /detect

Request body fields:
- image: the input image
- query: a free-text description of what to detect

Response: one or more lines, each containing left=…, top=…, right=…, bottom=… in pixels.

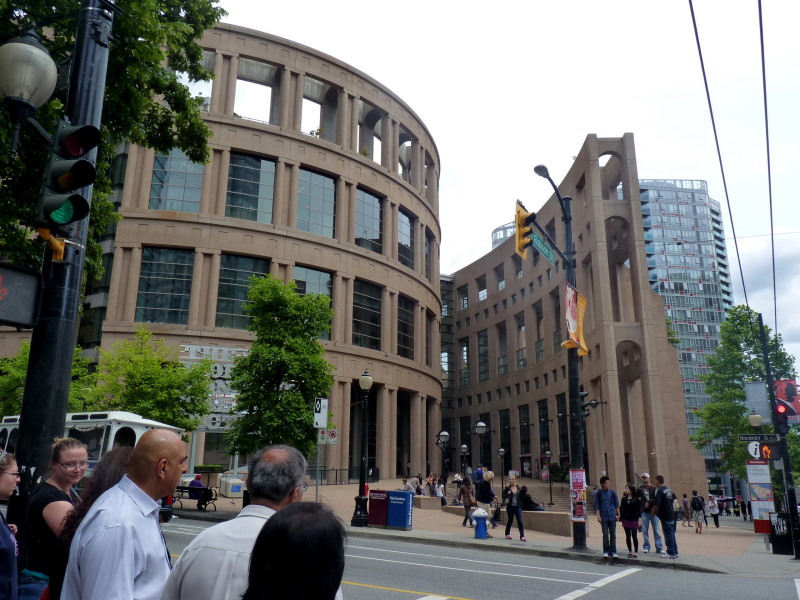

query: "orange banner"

left=561, top=282, right=588, bottom=356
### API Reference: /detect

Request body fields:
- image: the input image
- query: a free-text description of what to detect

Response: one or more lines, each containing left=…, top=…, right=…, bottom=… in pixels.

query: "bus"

left=0, top=411, right=182, bottom=463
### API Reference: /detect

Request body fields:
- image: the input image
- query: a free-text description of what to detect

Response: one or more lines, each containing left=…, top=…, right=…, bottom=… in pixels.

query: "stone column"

left=292, top=72, right=304, bottom=132
left=334, top=177, right=348, bottom=243
left=286, top=163, right=299, bottom=228
left=339, top=380, right=352, bottom=474
left=344, top=277, right=354, bottom=342
left=205, top=250, right=222, bottom=327
left=278, top=67, right=292, bottom=129
left=376, top=385, right=391, bottom=479
left=382, top=288, right=393, bottom=354
left=225, top=56, right=238, bottom=116
left=210, top=51, right=224, bottom=114
left=409, top=392, right=422, bottom=475
left=388, top=387, right=398, bottom=479
left=123, top=246, right=143, bottom=323
left=212, top=149, right=230, bottom=217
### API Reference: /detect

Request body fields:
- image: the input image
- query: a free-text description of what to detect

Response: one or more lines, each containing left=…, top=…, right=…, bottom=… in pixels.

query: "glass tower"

left=639, top=179, right=732, bottom=494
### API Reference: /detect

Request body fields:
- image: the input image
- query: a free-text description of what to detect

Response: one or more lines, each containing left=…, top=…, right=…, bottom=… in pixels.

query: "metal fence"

left=306, top=467, right=381, bottom=485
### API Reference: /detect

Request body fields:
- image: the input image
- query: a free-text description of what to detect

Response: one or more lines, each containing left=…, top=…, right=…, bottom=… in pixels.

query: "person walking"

left=619, top=484, right=641, bottom=558
left=475, top=471, right=497, bottom=533
left=681, top=493, right=691, bottom=527
left=653, top=474, right=678, bottom=559
left=708, top=495, right=720, bottom=528
left=457, top=480, right=476, bottom=527
left=502, top=476, right=526, bottom=542
left=593, top=476, right=620, bottom=558
left=0, top=452, right=20, bottom=600
left=435, top=477, right=446, bottom=506
left=637, top=473, right=663, bottom=554
left=690, top=490, right=705, bottom=534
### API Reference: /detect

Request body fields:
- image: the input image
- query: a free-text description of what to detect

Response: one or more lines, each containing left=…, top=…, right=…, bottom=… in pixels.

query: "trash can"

left=473, top=507, right=489, bottom=540
left=770, top=512, right=793, bottom=555
left=368, top=490, right=389, bottom=527
left=387, top=490, right=414, bottom=530
left=219, top=477, right=244, bottom=498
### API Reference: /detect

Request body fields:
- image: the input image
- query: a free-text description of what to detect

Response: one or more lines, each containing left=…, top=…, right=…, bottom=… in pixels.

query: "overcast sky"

left=220, top=0, right=800, bottom=363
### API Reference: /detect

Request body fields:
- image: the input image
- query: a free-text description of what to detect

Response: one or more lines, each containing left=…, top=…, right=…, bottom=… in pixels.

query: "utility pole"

left=7, top=0, right=115, bottom=533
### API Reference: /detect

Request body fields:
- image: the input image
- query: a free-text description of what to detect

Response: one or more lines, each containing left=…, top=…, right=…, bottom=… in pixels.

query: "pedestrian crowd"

left=0, top=434, right=345, bottom=600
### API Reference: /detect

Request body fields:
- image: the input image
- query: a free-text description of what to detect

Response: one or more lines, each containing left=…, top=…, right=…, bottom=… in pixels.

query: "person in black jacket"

left=619, top=483, right=642, bottom=558
left=475, top=471, right=497, bottom=533
left=519, top=486, right=545, bottom=511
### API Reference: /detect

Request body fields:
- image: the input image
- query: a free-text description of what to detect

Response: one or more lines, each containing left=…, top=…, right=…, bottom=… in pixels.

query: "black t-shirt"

left=26, top=482, right=77, bottom=576
left=654, top=485, right=675, bottom=522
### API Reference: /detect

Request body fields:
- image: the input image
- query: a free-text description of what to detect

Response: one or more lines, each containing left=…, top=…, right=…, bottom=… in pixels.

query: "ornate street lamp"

left=498, top=447, right=506, bottom=491
left=0, top=30, right=57, bottom=157
left=436, top=430, right=450, bottom=498
left=473, top=420, right=487, bottom=467
left=351, top=369, right=373, bottom=527
left=545, top=449, right=554, bottom=505
left=460, top=444, right=469, bottom=476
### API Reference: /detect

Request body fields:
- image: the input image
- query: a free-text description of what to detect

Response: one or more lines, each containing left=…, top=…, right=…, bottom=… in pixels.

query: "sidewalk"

left=174, top=478, right=800, bottom=578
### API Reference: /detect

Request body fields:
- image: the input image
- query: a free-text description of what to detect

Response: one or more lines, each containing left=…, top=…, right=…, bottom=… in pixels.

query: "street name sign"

left=738, top=434, right=779, bottom=442
left=532, top=232, right=555, bottom=264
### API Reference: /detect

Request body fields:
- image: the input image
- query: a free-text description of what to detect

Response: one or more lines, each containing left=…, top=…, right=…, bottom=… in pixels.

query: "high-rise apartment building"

left=639, top=179, right=732, bottom=494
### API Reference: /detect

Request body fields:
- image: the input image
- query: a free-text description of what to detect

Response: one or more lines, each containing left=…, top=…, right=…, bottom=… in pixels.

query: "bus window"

left=66, top=424, right=105, bottom=460
left=112, top=427, right=136, bottom=449
left=0, top=429, right=7, bottom=452
left=7, top=428, right=18, bottom=454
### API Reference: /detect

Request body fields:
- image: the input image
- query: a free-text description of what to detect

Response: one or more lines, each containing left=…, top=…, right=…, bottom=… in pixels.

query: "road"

left=162, top=518, right=800, bottom=600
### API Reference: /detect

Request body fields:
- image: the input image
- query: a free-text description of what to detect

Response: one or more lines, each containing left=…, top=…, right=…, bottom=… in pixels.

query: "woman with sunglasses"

left=19, top=438, right=88, bottom=600
left=0, top=451, right=20, bottom=599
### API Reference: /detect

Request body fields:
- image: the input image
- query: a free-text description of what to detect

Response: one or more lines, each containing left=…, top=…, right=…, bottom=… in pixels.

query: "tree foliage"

left=91, top=326, right=212, bottom=430
left=0, top=0, right=225, bottom=276
left=226, top=275, right=334, bottom=458
left=0, top=341, right=97, bottom=415
left=694, top=305, right=796, bottom=478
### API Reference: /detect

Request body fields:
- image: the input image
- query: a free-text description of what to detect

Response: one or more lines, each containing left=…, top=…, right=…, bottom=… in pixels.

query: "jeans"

left=600, top=519, right=617, bottom=555
left=662, top=519, right=678, bottom=557
left=462, top=505, right=474, bottom=526
left=640, top=512, right=663, bottom=552
left=505, top=504, right=524, bottom=537
left=18, top=573, right=49, bottom=600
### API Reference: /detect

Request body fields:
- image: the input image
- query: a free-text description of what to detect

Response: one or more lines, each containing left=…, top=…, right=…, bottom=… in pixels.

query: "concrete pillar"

left=336, top=89, right=348, bottom=147
left=339, top=380, right=352, bottom=474
left=225, top=56, right=238, bottom=116
left=388, top=387, right=398, bottom=479
left=205, top=250, right=222, bottom=327
left=382, top=288, right=393, bottom=354
left=287, top=163, right=299, bottom=228
left=124, top=246, right=143, bottom=323
left=212, top=149, right=231, bottom=217
left=376, top=385, right=391, bottom=479
left=344, top=277, right=354, bottom=343
left=292, top=72, right=304, bottom=132
left=334, top=177, right=347, bottom=242
left=272, top=159, right=287, bottom=227
left=210, top=51, right=224, bottom=114
left=410, top=392, right=422, bottom=475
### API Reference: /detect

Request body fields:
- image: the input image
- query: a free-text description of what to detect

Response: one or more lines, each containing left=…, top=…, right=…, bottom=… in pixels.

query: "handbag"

left=493, top=502, right=502, bottom=521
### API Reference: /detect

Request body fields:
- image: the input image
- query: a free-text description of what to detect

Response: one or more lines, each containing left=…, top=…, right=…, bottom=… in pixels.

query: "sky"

left=219, top=0, right=800, bottom=363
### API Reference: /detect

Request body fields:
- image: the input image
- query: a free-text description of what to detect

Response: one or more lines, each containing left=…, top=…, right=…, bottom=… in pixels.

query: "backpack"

left=691, top=495, right=703, bottom=511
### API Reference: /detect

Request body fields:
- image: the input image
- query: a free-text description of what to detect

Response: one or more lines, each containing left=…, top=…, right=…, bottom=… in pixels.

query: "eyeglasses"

left=297, top=481, right=309, bottom=492
left=59, top=461, right=89, bottom=471
left=2, top=472, right=20, bottom=478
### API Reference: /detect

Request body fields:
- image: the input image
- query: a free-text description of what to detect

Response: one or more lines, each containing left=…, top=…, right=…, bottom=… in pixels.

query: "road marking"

left=345, top=553, right=591, bottom=585
left=794, top=578, right=800, bottom=599
left=343, top=581, right=473, bottom=600
left=346, top=544, right=606, bottom=576
left=418, top=596, right=449, bottom=600
left=552, top=567, right=640, bottom=600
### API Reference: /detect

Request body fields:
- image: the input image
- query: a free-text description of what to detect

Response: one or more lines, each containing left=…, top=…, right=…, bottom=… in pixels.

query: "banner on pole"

left=561, top=282, right=588, bottom=356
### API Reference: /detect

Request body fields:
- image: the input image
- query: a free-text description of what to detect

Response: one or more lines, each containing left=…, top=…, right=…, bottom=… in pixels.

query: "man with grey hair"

left=161, top=445, right=308, bottom=600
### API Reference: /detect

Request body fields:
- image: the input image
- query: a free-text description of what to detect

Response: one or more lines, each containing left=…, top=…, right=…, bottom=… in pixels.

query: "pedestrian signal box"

left=759, top=442, right=781, bottom=460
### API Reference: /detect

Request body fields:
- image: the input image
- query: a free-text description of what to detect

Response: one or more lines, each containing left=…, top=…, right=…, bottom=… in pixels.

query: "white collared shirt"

left=62, top=475, right=171, bottom=600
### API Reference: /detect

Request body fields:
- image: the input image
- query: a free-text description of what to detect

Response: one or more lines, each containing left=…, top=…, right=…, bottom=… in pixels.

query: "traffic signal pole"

left=758, top=312, right=800, bottom=559
left=7, top=0, right=114, bottom=535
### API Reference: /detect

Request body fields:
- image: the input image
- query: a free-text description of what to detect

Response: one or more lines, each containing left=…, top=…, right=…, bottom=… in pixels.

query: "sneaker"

left=603, top=552, right=609, bottom=557
left=669, top=555, right=677, bottom=559
left=660, top=553, right=669, bottom=558
left=505, top=535, right=512, bottom=540
left=643, top=549, right=649, bottom=554
left=520, top=537, right=527, bottom=542
left=611, top=553, right=618, bottom=558
left=627, top=553, right=634, bottom=558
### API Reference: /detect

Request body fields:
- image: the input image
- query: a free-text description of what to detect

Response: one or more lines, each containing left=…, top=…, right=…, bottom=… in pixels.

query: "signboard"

left=739, top=434, right=779, bottom=442
left=0, top=263, right=41, bottom=328
left=774, top=379, right=799, bottom=423
left=317, top=429, right=327, bottom=444
left=569, top=469, right=587, bottom=522
left=313, top=397, right=329, bottom=428
left=541, top=464, right=550, bottom=484
left=531, top=232, right=555, bottom=264
left=746, top=459, right=775, bottom=521
left=328, top=428, right=338, bottom=445
left=744, top=382, right=772, bottom=426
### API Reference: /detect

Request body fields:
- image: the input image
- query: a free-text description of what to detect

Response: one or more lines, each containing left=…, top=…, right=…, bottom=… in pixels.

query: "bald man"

left=62, top=429, right=188, bottom=600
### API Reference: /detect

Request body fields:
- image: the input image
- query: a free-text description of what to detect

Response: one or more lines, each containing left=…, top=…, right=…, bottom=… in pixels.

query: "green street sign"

left=532, top=232, right=555, bottom=264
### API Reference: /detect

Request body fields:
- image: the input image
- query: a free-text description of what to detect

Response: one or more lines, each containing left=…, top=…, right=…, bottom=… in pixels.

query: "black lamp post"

left=460, top=444, right=468, bottom=476
left=436, top=430, right=449, bottom=494
left=534, top=163, right=586, bottom=551
left=351, top=369, right=373, bottom=527
left=498, top=447, right=506, bottom=491
left=545, top=450, right=554, bottom=506
left=473, top=420, right=487, bottom=467
left=0, top=30, right=57, bottom=158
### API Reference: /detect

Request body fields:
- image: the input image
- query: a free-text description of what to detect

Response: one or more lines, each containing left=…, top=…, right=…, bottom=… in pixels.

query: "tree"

left=0, top=0, right=226, bottom=277
left=92, top=325, right=211, bottom=430
left=694, top=305, right=796, bottom=478
left=0, top=341, right=97, bottom=415
left=226, top=275, right=334, bottom=458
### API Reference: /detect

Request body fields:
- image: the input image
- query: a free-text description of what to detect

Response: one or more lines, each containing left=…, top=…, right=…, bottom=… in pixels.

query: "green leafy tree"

left=665, top=318, right=680, bottom=348
left=92, top=326, right=211, bottom=430
left=0, top=0, right=226, bottom=277
left=0, top=341, right=97, bottom=415
left=694, top=305, right=796, bottom=478
left=226, top=275, right=334, bottom=458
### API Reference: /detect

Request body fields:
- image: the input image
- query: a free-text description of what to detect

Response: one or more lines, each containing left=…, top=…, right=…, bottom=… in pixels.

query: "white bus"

left=0, top=411, right=182, bottom=463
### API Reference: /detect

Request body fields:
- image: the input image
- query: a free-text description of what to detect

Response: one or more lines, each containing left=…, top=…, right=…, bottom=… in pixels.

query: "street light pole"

left=535, top=164, right=586, bottom=551
left=436, top=430, right=450, bottom=497
left=473, top=420, right=487, bottom=468
left=351, top=369, right=373, bottom=527
left=545, top=450, right=554, bottom=506
left=460, top=444, right=468, bottom=477
left=498, top=447, right=506, bottom=492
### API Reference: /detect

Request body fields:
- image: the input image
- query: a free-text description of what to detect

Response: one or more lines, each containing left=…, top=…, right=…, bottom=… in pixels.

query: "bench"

left=174, top=485, right=218, bottom=512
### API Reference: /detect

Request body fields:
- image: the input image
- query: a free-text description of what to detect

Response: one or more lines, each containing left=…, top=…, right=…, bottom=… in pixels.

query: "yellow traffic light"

left=515, top=201, right=535, bottom=259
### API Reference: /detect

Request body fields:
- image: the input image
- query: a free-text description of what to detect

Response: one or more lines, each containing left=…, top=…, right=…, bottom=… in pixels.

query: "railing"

left=305, top=467, right=381, bottom=485
left=516, top=347, right=527, bottom=369
left=497, top=355, right=508, bottom=375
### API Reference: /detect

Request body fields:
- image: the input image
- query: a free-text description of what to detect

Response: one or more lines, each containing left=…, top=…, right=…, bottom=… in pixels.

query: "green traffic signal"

left=36, top=119, right=100, bottom=232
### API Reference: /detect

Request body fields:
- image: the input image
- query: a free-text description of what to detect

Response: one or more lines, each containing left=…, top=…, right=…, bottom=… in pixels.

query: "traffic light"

left=759, top=442, right=781, bottom=460
left=36, top=118, right=100, bottom=234
left=0, top=263, right=41, bottom=328
left=775, top=402, right=790, bottom=435
left=579, top=391, right=591, bottom=418
left=515, top=201, right=535, bottom=259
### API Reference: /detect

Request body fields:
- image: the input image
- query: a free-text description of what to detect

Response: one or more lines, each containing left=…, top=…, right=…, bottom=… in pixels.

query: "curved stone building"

left=82, top=23, right=442, bottom=478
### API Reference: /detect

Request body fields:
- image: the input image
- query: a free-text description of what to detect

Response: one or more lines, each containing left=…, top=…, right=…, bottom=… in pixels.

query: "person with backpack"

left=593, top=476, right=620, bottom=558
left=653, top=474, right=678, bottom=559
left=690, top=490, right=705, bottom=534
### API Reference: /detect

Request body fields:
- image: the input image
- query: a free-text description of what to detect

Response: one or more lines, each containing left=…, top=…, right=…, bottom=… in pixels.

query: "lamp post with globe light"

left=436, top=431, right=450, bottom=499
left=351, top=369, right=373, bottom=527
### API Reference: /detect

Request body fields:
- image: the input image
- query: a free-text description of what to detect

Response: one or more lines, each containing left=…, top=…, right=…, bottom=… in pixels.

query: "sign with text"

left=313, top=397, right=329, bottom=428
left=746, top=459, right=775, bottom=520
left=739, top=434, right=779, bottom=442
left=569, top=469, right=587, bottom=522
left=532, top=232, right=555, bottom=264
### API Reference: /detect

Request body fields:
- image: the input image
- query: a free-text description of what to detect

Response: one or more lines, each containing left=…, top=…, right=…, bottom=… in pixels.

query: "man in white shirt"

left=62, top=429, right=188, bottom=600
left=161, top=445, right=308, bottom=600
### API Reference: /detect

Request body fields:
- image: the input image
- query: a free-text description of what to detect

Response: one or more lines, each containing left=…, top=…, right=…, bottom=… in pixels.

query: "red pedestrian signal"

left=759, top=442, right=781, bottom=460
left=775, top=402, right=791, bottom=435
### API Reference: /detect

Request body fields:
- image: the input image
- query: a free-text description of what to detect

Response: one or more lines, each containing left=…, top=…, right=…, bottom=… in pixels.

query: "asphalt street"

left=162, top=518, right=800, bottom=600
